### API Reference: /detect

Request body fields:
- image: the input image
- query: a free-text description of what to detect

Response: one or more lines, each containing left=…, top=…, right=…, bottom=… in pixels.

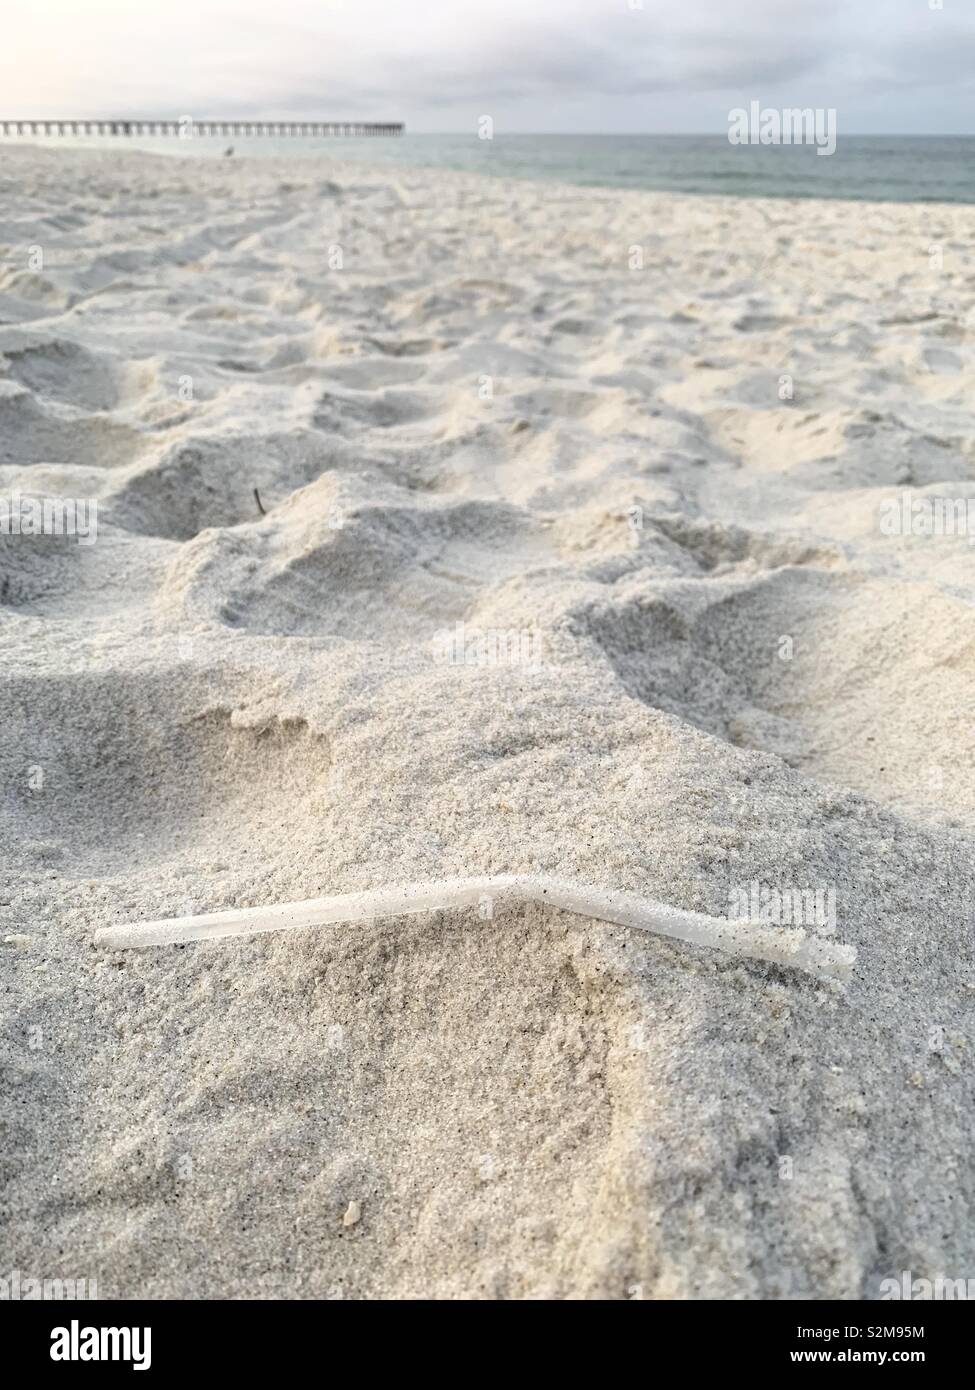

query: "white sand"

left=1, top=146, right=973, bottom=1299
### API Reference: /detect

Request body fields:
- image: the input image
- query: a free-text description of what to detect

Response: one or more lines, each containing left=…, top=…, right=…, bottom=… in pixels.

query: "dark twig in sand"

left=253, top=487, right=266, bottom=515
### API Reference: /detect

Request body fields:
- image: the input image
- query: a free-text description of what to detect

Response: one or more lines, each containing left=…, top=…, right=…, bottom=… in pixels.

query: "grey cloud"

left=10, top=0, right=975, bottom=132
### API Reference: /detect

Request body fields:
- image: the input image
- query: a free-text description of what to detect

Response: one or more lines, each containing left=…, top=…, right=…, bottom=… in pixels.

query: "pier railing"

left=0, top=119, right=404, bottom=137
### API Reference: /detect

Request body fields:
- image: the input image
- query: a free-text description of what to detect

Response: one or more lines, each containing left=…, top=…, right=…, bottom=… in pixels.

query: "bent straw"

left=94, top=875, right=855, bottom=983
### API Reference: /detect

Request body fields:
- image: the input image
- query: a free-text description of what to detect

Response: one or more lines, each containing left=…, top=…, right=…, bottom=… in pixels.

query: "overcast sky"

left=4, top=0, right=974, bottom=134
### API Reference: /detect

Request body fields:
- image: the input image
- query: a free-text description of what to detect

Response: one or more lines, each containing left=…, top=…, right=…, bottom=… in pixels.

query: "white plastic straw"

left=94, top=875, right=855, bottom=983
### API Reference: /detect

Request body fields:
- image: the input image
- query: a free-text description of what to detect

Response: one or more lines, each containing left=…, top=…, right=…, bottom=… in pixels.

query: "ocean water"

left=6, top=132, right=974, bottom=203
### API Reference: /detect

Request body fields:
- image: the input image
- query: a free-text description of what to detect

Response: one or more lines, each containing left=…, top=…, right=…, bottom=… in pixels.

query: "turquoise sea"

left=5, top=132, right=974, bottom=203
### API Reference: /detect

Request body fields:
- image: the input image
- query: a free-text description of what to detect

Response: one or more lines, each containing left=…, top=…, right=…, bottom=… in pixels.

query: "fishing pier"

left=0, top=119, right=404, bottom=138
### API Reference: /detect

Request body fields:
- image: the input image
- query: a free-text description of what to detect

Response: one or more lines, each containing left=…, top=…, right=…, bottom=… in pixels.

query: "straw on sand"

left=94, top=875, right=856, bottom=983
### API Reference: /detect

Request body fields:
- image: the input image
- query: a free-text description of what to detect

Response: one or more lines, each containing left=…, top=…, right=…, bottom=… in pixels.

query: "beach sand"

left=1, top=146, right=973, bottom=1298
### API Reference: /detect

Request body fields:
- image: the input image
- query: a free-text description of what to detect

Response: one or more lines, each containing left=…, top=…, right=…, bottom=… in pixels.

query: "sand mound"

left=1, top=148, right=974, bottom=1300
left=0, top=382, right=146, bottom=469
